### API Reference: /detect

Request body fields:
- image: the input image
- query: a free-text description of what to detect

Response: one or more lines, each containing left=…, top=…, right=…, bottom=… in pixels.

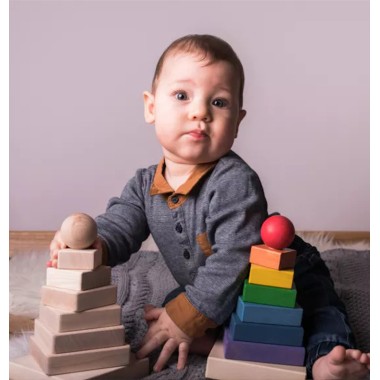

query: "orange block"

left=250, top=245, right=297, bottom=270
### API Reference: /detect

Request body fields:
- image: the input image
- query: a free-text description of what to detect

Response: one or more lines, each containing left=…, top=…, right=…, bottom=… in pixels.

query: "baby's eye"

left=212, top=98, right=228, bottom=108
left=175, top=92, right=188, bottom=101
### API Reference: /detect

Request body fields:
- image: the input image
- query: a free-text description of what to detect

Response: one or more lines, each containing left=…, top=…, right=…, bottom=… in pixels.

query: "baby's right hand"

left=48, top=230, right=67, bottom=268
left=48, top=230, right=104, bottom=268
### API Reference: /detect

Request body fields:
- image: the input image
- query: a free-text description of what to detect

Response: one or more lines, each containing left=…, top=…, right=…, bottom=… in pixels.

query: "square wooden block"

left=250, top=245, right=297, bottom=270
left=224, top=327, right=305, bottom=366
left=249, top=264, right=294, bottom=289
left=229, top=312, right=304, bottom=347
left=29, top=335, right=130, bottom=375
left=236, top=296, right=303, bottom=326
left=205, top=338, right=306, bottom=380
left=10, top=353, right=149, bottom=380
left=242, top=280, right=297, bottom=308
left=34, top=318, right=125, bottom=354
left=41, top=285, right=117, bottom=312
left=39, top=304, right=121, bottom=333
left=58, top=248, right=102, bottom=270
left=46, top=266, right=111, bottom=291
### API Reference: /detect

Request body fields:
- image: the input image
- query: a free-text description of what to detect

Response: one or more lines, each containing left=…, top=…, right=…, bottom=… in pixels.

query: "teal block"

left=236, top=296, right=303, bottom=326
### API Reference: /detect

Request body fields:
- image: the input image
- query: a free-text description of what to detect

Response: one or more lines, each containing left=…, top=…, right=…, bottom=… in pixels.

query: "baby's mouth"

left=187, top=130, right=208, bottom=140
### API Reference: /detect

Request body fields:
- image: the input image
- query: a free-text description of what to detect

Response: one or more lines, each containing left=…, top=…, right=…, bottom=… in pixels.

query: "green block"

left=242, top=280, right=297, bottom=308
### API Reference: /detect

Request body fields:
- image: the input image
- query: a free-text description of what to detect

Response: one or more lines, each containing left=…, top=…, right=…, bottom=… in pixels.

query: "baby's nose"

left=188, top=101, right=211, bottom=121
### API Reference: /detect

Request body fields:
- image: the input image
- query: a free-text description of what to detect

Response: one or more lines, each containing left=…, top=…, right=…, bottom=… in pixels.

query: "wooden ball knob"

left=60, top=213, right=97, bottom=249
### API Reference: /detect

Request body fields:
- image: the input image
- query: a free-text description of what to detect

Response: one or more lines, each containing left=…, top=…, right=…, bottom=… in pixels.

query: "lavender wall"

left=10, top=0, right=369, bottom=231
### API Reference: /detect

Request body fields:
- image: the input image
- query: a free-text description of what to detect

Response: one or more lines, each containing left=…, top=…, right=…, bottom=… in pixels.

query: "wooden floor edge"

left=10, top=230, right=370, bottom=241
left=9, top=231, right=56, bottom=257
left=296, top=231, right=370, bottom=242
left=9, top=230, right=370, bottom=257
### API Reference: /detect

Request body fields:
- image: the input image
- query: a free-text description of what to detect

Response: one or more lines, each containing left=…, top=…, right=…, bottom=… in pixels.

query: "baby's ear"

left=235, top=109, right=247, bottom=138
left=143, top=91, right=155, bottom=124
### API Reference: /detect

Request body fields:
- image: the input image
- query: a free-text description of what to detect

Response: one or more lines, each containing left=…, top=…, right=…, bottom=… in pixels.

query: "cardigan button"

left=183, top=249, right=190, bottom=260
left=171, top=195, right=179, bottom=204
left=175, top=223, right=183, bottom=233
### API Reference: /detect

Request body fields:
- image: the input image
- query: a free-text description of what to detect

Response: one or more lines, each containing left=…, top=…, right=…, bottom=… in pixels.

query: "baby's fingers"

left=144, top=306, right=164, bottom=322
left=153, top=338, right=180, bottom=372
left=137, top=330, right=167, bottom=360
left=177, top=341, right=190, bottom=370
left=48, top=230, right=67, bottom=267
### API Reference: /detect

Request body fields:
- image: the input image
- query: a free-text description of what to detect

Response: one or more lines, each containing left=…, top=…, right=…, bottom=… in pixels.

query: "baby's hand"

left=47, top=213, right=101, bottom=268
left=136, top=305, right=193, bottom=372
left=48, top=230, right=67, bottom=268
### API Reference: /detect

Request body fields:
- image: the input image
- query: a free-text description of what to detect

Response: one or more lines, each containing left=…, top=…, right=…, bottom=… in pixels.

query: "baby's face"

left=144, top=52, right=246, bottom=165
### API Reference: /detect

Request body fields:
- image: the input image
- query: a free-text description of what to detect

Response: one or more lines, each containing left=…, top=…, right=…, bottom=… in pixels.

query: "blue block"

left=236, top=296, right=303, bottom=326
left=223, top=328, right=305, bottom=366
left=229, top=312, right=304, bottom=346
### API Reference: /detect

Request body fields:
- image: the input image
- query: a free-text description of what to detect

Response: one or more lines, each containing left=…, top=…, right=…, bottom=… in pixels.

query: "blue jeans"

left=291, top=235, right=355, bottom=378
left=163, top=235, right=355, bottom=379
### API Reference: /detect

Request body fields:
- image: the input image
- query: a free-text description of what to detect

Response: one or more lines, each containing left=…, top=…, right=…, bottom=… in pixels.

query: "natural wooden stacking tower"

left=9, top=213, right=149, bottom=380
left=30, top=250, right=131, bottom=375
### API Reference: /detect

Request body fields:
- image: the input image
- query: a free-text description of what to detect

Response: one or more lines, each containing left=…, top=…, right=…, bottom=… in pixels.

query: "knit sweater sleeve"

left=166, top=157, right=268, bottom=337
left=95, top=169, right=151, bottom=267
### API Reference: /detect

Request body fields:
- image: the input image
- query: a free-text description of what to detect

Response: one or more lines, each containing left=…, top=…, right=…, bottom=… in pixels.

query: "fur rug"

left=9, top=234, right=370, bottom=379
left=9, top=250, right=49, bottom=319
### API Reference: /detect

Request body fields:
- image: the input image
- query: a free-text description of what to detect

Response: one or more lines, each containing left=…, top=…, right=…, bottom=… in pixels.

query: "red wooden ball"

left=261, top=215, right=295, bottom=250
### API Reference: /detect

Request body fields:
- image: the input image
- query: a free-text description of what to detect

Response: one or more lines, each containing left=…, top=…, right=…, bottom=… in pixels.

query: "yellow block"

left=248, top=264, right=294, bottom=289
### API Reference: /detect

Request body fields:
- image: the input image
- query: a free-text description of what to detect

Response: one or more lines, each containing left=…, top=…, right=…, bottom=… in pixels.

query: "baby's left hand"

left=136, top=305, right=193, bottom=372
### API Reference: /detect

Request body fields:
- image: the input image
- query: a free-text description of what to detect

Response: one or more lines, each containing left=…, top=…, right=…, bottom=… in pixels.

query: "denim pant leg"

left=290, top=236, right=356, bottom=378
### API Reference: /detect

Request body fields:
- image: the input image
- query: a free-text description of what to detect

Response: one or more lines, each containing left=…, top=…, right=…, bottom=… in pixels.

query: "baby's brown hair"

left=151, top=34, right=245, bottom=108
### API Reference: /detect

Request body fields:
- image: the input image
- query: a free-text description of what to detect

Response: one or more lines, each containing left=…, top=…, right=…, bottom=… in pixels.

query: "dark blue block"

left=236, top=296, right=303, bottom=326
left=224, top=327, right=305, bottom=366
left=229, top=312, right=304, bottom=346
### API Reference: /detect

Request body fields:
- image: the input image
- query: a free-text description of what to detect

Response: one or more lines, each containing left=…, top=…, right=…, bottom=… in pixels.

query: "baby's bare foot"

left=312, top=345, right=370, bottom=380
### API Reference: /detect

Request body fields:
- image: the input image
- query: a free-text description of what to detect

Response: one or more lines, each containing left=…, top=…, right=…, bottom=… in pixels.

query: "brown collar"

left=150, top=158, right=217, bottom=196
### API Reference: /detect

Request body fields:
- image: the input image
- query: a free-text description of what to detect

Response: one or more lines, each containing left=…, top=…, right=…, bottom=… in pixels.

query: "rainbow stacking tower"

left=9, top=214, right=149, bottom=380
left=206, top=216, right=307, bottom=380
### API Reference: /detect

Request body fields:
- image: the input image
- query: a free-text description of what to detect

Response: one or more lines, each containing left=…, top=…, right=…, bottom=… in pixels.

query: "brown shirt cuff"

left=165, top=292, right=218, bottom=338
